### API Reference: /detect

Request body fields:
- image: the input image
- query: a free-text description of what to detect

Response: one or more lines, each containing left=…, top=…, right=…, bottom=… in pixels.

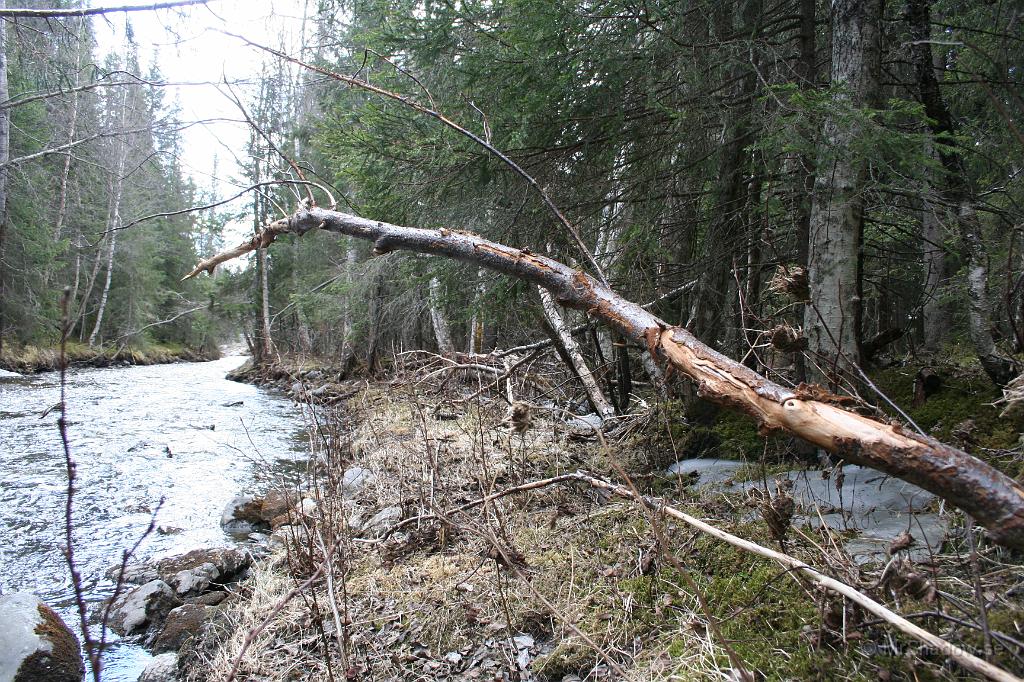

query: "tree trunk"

left=87, top=86, right=130, bottom=347
left=428, top=276, right=455, bottom=353
left=0, top=0, right=8, bottom=355
left=539, top=287, right=616, bottom=421
left=257, top=246, right=274, bottom=359
left=804, top=0, right=883, bottom=386
left=86, top=227, right=117, bottom=346
left=466, top=268, right=485, bottom=353
left=907, top=0, right=1018, bottom=386
left=921, top=141, right=947, bottom=352
left=186, top=207, right=1024, bottom=548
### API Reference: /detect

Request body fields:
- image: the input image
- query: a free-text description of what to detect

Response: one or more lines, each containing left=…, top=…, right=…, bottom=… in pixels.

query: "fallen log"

left=185, top=207, right=1024, bottom=549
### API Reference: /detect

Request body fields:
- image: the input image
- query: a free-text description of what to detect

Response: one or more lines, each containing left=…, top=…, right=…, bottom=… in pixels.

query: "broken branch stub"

left=185, top=207, right=1024, bottom=549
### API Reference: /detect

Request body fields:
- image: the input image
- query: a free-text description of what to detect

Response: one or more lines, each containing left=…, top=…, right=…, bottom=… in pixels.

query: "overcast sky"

left=92, top=0, right=315, bottom=242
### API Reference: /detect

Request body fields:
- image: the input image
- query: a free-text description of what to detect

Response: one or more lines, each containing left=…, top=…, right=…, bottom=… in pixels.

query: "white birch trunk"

left=428, top=276, right=454, bottom=353
left=87, top=86, right=130, bottom=347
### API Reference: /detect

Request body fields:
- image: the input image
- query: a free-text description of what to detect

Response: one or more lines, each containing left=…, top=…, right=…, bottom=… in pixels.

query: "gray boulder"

left=151, top=604, right=214, bottom=653
left=0, top=592, right=84, bottom=682
left=361, top=506, right=402, bottom=537
left=341, top=467, right=376, bottom=498
left=221, top=490, right=295, bottom=535
left=107, top=580, right=181, bottom=636
left=155, top=547, right=252, bottom=597
left=138, top=652, right=178, bottom=682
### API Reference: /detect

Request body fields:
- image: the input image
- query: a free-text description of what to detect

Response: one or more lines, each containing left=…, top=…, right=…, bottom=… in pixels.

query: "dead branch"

left=184, top=207, right=1024, bottom=549
left=0, top=0, right=208, bottom=18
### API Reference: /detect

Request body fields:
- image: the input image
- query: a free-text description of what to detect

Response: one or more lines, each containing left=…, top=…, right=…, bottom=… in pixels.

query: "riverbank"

left=0, top=341, right=219, bottom=374
left=179, top=360, right=1024, bottom=681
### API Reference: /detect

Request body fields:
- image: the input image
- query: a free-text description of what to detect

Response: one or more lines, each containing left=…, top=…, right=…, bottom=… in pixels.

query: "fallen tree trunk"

left=186, top=207, right=1024, bottom=549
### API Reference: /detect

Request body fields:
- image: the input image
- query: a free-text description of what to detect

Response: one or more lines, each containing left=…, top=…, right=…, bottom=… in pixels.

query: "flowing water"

left=0, top=353, right=308, bottom=680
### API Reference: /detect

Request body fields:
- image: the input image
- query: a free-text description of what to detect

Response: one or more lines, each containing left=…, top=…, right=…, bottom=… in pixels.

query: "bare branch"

left=117, top=179, right=333, bottom=233
left=0, top=0, right=209, bottom=18
left=224, top=31, right=609, bottom=285
left=1, top=117, right=245, bottom=170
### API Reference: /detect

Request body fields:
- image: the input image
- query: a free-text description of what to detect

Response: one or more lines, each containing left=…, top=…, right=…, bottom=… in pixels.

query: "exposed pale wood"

left=539, top=287, right=615, bottom=421
left=185, top=207, right=1024, bottom=548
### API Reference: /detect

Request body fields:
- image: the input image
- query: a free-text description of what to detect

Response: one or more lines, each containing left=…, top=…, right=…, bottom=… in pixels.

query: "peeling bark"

left=185, top=208, right=1024, bottom=549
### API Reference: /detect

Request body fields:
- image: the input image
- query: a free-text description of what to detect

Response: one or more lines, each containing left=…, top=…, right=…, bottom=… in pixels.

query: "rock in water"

left=107, top=580, right=181, bottom=636
left=138, top=652, right=178, bottom=682
left=152, top=604, right=213, bottom=653
left=0, top=592, right=84, bottom=682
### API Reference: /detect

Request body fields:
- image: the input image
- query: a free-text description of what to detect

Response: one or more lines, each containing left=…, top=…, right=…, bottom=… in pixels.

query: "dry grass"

left=182, top=372, right=1024, bottom=682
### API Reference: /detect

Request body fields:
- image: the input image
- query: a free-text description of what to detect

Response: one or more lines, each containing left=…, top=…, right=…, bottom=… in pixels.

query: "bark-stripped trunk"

left=539, top=287, right=616, bottom=420
left=184, top=207, right=1024, bottom=548
left=907, top=0, right=1017, bottom=385
left=428, top=276, right=454, bottom=353
left=804, top=0, right=882, bottom=386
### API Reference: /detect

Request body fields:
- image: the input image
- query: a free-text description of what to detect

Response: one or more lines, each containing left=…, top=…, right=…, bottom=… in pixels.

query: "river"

left=0, top=353, right=308, bottom=680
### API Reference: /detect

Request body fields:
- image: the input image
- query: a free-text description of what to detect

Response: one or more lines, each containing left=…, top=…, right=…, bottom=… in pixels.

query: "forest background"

left=1, top=0, right=1023, bottom=405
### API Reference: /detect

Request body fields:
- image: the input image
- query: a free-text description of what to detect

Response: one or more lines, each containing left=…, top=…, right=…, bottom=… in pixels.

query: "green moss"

left=618, top=575, right=656, bottom=606
left=688, top=528, right=871, bottom=680
left=870, top=363, right=1016, bottom=450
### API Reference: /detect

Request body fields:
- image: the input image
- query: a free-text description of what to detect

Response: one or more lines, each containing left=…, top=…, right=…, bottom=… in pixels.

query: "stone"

left=221, top=491, right=295, bottom=535
left=107, top=580, right=181, bottom=636
left=152, top=604, right=213, bottom=653
left=138, top=652, right=178, bottom=682
left=220, top=495, right=257, bottom=535
left=297, top=497, right=317, bottom=517
left=0, top=592, right=84, bottom=682
left=155, top=547, right=252, bottom=597
left=106, top=561, right=159, bottom=586
left=191, top=591, right=228, bottom=607
left=361, top=506, right=402, bottom=536
left=268, top=524, right=311, bottom=551
left=341, top=467, right=376, bottom=498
